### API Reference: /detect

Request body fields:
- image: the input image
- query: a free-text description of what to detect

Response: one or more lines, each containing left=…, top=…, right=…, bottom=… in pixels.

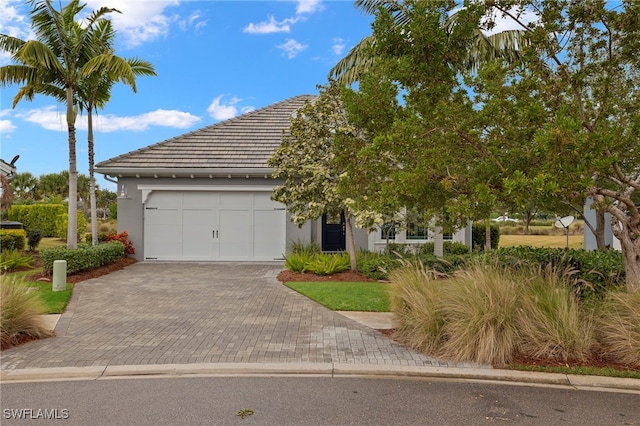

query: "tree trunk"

left=88, top=109, right=98, bottom=246
left=594, top=207, right=607, bottom=249
left=433, top=224, right=444, bottom=257
left=66, top=87, right=78, bottom=249
left=485, top=218, right=492, bottom=251
left=344, top=209, right=358, bottom=271
left=524, top=210, right=533, bottom=235
left=610, top=216, right=640, bottom=293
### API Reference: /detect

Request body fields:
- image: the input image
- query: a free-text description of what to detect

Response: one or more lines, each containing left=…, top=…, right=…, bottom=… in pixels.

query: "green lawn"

left=285, top=281, right=390, bottom=312
left=6, top=267, right=73, bottom=314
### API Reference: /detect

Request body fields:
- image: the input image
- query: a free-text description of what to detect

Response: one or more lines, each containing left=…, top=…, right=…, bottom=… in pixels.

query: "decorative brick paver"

left=1, top=263, right=481, bottom=370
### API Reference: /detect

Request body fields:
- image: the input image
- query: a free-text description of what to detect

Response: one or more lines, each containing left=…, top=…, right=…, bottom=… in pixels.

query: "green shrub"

left=8, top=204, right=65, bottom=237
left=0, top=229, right=26, bottom=251
left=357, top=251, right=400, bottom=280
left=0, top=249, right=34, bottom=272
left=471, top=222, right=500, bottom=251
left=416, top=241, right=471, bottom=256
left=284, top=251, right=313, bottom=273
left=488, top=247, right=625, bottom=296
left=1, top=275, right=54, bottom=349
left=54, top=211, right=86, bottom=242
left=27, top=229, right=43, bottom=251
left=516, top=267, right=594, bottom=363
left=594, top=291, right=640, bottom=366
left=288, top=239, right=321, bottom=255
left=40, top=241, right=125, bottom=275
left=306, top=253, right=350, bottom=275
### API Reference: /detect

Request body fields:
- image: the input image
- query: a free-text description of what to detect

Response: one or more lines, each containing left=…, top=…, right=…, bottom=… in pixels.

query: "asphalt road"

left=2, top=376, right=639, bottom=425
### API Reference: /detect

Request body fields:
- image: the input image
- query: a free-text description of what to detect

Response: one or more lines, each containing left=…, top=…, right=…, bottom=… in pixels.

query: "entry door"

left=322, top=212, right=346, bottom=252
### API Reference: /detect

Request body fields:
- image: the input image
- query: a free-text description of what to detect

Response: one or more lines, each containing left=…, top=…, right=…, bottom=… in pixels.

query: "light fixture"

left=117, top=184, right=131, bottom=200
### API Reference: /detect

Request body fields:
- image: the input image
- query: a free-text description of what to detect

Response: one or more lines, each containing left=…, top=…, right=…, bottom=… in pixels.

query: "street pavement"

left=1, top=262, right=638, bottom=393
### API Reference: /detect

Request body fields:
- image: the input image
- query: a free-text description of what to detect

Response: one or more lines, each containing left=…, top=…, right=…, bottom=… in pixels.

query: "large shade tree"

left=473, top=0, right=640, bottom=292
left=0, top=0, right=141, bottom=248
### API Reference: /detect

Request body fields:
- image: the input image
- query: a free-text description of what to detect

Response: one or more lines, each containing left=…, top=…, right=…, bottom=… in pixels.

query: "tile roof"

left=95, top=94, right=315, bottom=174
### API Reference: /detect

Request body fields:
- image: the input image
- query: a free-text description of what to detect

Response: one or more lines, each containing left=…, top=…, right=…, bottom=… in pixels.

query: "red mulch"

left=277, top=270, right=375, bottom=283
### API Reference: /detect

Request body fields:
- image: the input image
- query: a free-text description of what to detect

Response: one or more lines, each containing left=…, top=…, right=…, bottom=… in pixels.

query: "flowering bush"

left=106, top=231, right=135, bottom=255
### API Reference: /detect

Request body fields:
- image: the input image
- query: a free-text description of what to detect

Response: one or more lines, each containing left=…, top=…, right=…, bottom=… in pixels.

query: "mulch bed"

left=277, top=270, right=375, bottom=283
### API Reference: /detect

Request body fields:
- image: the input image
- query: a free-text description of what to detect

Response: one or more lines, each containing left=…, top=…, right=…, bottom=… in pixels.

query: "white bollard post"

left=52, top=260, right=67, bottom=292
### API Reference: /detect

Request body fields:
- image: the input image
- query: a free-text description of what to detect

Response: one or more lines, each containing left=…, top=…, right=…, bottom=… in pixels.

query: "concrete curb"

left=2, top=363, right=639, bottom=393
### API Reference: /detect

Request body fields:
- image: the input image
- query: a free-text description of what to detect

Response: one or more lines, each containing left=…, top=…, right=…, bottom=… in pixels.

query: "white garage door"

left=144, top=191, right=286, bottom=261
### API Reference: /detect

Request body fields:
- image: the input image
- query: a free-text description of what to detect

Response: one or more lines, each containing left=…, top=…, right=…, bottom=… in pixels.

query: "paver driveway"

left=1, top=263, right=459, bottom=370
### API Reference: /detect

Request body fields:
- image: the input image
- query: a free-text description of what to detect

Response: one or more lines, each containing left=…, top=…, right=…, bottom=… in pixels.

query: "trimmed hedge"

left=40, top=241, right=126, bottom=275
left=471, top=222, right=500, bottom=251
left=0, top=229, right=26, bottom=251
left=54, top=211, right=87, bottom=242
left=8, top=204, right=65, bottom=237
left=487, top=246, right=625, bottom=296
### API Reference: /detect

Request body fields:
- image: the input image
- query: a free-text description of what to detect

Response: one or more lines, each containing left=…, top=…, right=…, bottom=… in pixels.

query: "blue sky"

left=0, top=0, right=376, bottom=190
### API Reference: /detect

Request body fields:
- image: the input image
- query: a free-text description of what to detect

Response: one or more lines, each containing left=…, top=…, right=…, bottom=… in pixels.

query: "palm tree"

left=78, top=19, right=156, bottom=245
left=330, top=0, right=529, bottom=85
left=0, top=0, right=119, bottom=248
left=10, top=172, right=38, bottom=200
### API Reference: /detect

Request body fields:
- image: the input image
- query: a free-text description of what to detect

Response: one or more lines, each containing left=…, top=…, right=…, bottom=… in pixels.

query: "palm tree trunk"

left=88, top=108, right=98, bottom=246
left=66, top=86, right=78, bottom=249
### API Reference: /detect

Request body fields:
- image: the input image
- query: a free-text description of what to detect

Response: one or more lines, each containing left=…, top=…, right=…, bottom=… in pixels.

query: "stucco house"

left=96, top=95, right=470, bottom=262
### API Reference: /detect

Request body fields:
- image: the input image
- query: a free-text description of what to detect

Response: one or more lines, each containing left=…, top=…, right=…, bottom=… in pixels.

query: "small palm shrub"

left=284, top=251, right=313, bottom=273
left=1, top=275, right=54, bottom=349
left=437, top=264, right=521, bottom=366
left=594, top=291, right=640, bottom=367
left=516, top=266, right=594, bottom=363
left=289, top=239, right=321, bottom=255
left=0, top=249, right=34, bottom=272
left=306, top=253, right=350, bottom=275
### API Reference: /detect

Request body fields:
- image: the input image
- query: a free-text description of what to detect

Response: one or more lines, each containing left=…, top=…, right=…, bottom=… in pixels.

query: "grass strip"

left=508, top=363, right=640, bottom=379
left=285, top=281, right=390, bottom=312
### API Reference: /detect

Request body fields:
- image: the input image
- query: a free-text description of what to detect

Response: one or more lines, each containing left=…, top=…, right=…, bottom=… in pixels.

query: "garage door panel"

left=183, top=209, right=216, bottom=259
left=145, top=208, right=180, bottom=259
left=183, top=192, right=219, bottom=209
left=253, top=209, right=285, bottom=259
left=219, top=209, right=251, bottom=259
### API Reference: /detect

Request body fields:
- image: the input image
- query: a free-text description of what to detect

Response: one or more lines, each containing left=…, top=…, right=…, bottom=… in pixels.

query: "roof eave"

left=95, top=167, right=275, bottom=179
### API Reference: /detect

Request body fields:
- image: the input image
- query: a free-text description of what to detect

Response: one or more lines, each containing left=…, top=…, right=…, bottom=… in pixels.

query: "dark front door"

left=322, top=212, right=346, bottom=252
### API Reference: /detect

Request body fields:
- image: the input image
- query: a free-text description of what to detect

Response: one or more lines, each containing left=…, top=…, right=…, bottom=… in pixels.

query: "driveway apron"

left=2, top=263, right=456, bottom=370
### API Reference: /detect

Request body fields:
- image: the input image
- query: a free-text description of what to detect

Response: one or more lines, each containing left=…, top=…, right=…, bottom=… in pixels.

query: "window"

left=406, top=222, right=428, bottom=240
left=380, top=223, right=396, bottom=240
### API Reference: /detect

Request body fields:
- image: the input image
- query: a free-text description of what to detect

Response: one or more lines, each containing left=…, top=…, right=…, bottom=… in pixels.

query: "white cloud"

left=332, top=38, right=346, bottom=55
left=0, top=0, right=34, bottom=64
left=296, top=0, right=323, bottom=15
left=278, top=39, right=308, bottom=59
left=207, top=95, right=255, bottom=121
left=243, top=16, right=298, bottom=35
left=84, top=0, right=187, bottom=48
left=483, top=8, right=539, bottom=36
left=0, top=120, right=16, bottom=133
left=179, top=10, right=207, bottom=32
left=16, top=106, right=201, bottom=132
